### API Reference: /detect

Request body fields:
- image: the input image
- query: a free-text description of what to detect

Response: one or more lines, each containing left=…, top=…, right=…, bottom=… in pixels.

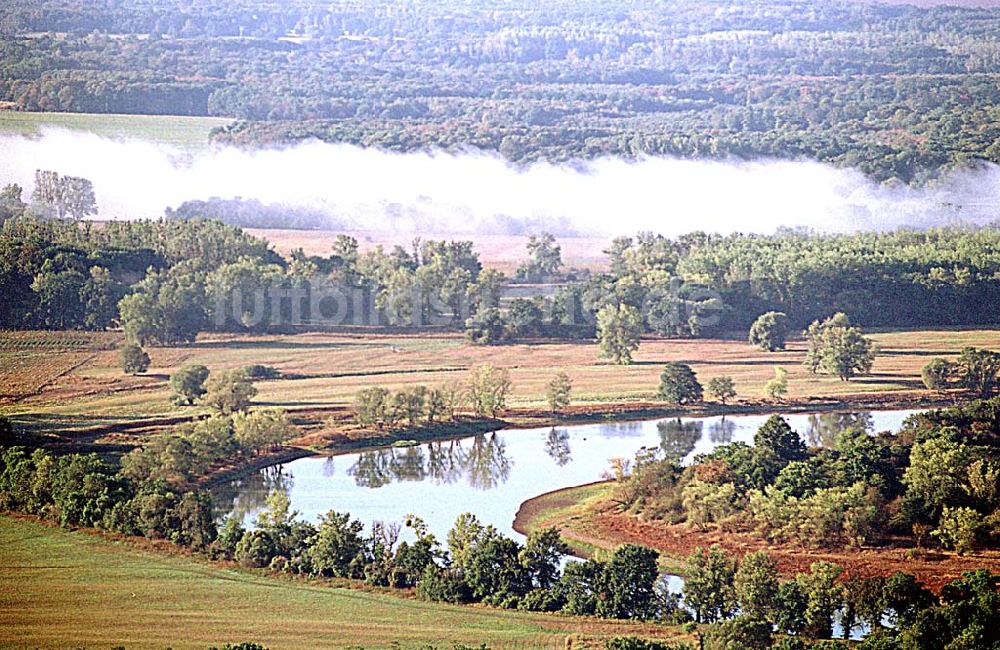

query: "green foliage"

left=546, top=372, right=572, bottom=413
left=232, top=409, right=296, bottom=455
left=748, top=482, right=882, bottom=548
left=307, top=510, right=367, bottom=578
left=595, top=544, right=661, bottom=620
left=803, top=313, right=875, bottom=381
left=703, top=614, right=773, bottom=650
left=606, top=637, right=693, bottom=650
left=707, top=376, right=736, bottom=404
left=465, top=307, right=507, bottom=345
left=467, top=365, right=511, bottom=418
left=933, top=506, right=983, bottom=555
left=519, top=527, right=570, bottom=589
left=955, top=347, right=1000, bottom=397
left=902, top=435, right=973, bottom=515
left=922, top=358, right=956, bottom=392
left=749, top=311, right=789, bottom=352
left=755, top=416, right=806, bottom=466
left=796, top=561, right=844, bottom=640
left=203, top=368, right=257, bottom=414
left=243, top=364, right=280, bottom=380
left=764, top=366, right=788, bottom=400
left=516, top=232, right=562, bottom=283
left=683, top=545, right=736, bottom=623
left=119, top=343, right=150, bottom=375
left=597, top=303, right=642, bottom=365
left=170, top=364, right=209, bottom=405
left=658, top=362, right=703, bottom=405
left=734, top=551, right=779, bottom=619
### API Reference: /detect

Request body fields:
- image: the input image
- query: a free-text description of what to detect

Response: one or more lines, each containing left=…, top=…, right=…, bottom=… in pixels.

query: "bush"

left=244, top=364, right=280, bottom=380
left=170, top=364, right=209, bottom=405
left=416, top=565, right=472, bottom=604
left=119, top=343, right=150, bottom=375
left=703, top=614, right=773, bottom=650
left=933, top=506, right=983, bottom=554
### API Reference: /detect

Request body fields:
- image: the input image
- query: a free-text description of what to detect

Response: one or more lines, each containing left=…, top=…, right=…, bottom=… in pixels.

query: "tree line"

left=6, top=1, right=1000, bottom=181
left=6, top=213, right=1000, bottom=350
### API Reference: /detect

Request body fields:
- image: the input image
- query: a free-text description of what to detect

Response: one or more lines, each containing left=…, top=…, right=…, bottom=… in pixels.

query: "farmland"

left=4, top=326, right=998, bottom=456
left=0, top=514, right=678, bottom=649
left=0, top=110, right=228, bottom=150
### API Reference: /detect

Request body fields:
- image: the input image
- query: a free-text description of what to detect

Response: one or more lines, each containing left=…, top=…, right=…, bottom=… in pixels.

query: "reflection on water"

left=213, top=409, right=919, bottom=547
left=657, top=418, right=703, bottom=462
left=213, top=464, right=292, bottom=522
left=709, top=417, right=736, bottom=444
left=805, top=412, right=875, bottom=448
left=544, top=428, right=572, bottom=466
left=347, top=433, right=512, bottom=490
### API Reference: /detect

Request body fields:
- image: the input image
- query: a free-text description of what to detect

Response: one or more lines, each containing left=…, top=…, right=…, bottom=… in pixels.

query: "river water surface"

left=213, top=409, right=919, bottom=545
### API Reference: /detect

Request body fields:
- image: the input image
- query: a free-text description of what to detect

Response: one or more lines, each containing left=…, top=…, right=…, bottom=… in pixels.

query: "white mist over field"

left=2, top=128, right=999, bottom=236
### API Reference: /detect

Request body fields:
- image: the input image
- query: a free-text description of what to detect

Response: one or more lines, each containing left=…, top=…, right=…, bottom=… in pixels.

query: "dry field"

left=3, top=327, right=998, bottom=450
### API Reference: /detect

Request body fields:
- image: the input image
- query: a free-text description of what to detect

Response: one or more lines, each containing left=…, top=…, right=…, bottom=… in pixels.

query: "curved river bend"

left=214, top=409, right=918, bottom=546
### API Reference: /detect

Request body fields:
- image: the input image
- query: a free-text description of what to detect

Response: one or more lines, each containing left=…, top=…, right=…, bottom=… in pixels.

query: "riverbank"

left=514, top=481, right=1000, bottom=593
left=0, top=513, right=684, bottom=649
left=170, top=394, right=947, bottom=490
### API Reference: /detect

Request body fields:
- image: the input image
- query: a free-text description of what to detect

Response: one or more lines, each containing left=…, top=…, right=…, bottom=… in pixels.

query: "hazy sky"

left=2, top=128, right=998, bottom=236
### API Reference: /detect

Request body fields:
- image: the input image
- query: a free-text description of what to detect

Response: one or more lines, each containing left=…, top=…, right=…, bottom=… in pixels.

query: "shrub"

left=933, top=506, right=983, bottom=555
left=707, top=376, right=736, bottom=404
left=170, top=364, right=209, bottom=405
left=203, top=368, right=257, bottom=414
left=244, top=364, right=280, bottom=380
left=119, top=343, right=150, bottom=375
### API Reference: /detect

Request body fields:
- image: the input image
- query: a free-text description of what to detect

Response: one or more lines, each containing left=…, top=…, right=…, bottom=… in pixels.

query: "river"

left=213, top=409, right=919, bottom=546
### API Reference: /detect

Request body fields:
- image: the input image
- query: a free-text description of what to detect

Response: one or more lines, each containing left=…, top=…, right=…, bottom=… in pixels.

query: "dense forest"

left=5, top=202, right=1000, bottom=337
left=4, top=0, right=1000, bottom=181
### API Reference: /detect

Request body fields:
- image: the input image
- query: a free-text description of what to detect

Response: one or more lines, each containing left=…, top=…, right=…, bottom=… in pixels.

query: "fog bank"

left=1, top=128, right=998, bottom=237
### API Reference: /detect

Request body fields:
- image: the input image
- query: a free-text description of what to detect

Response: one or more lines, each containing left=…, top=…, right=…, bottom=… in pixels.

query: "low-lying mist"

left=2, top=128, right=999, bottom=237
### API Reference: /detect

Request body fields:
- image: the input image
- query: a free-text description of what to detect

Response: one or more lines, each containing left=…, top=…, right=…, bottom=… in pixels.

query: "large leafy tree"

left=749, top=311, right=789, bottom=351
left=203, top=368, right=257, bottom=415
left=595, top=544, right=661, bottom=620
left=31, top=170, right=97, bottom=220
left=803, top=312, right=875, bottom=381
left=658, top=362, right=703, bottom=404
left=683, top=545, right=737, bottom=623
left=597, top=303, right=642, bottom=365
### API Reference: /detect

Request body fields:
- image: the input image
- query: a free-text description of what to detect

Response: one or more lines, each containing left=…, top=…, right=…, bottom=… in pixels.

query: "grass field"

left=4, top=327, right=998, bottom=447
left=0, top=110, right=229, bottom=149
left=0, top=515, right=680, bottom=650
